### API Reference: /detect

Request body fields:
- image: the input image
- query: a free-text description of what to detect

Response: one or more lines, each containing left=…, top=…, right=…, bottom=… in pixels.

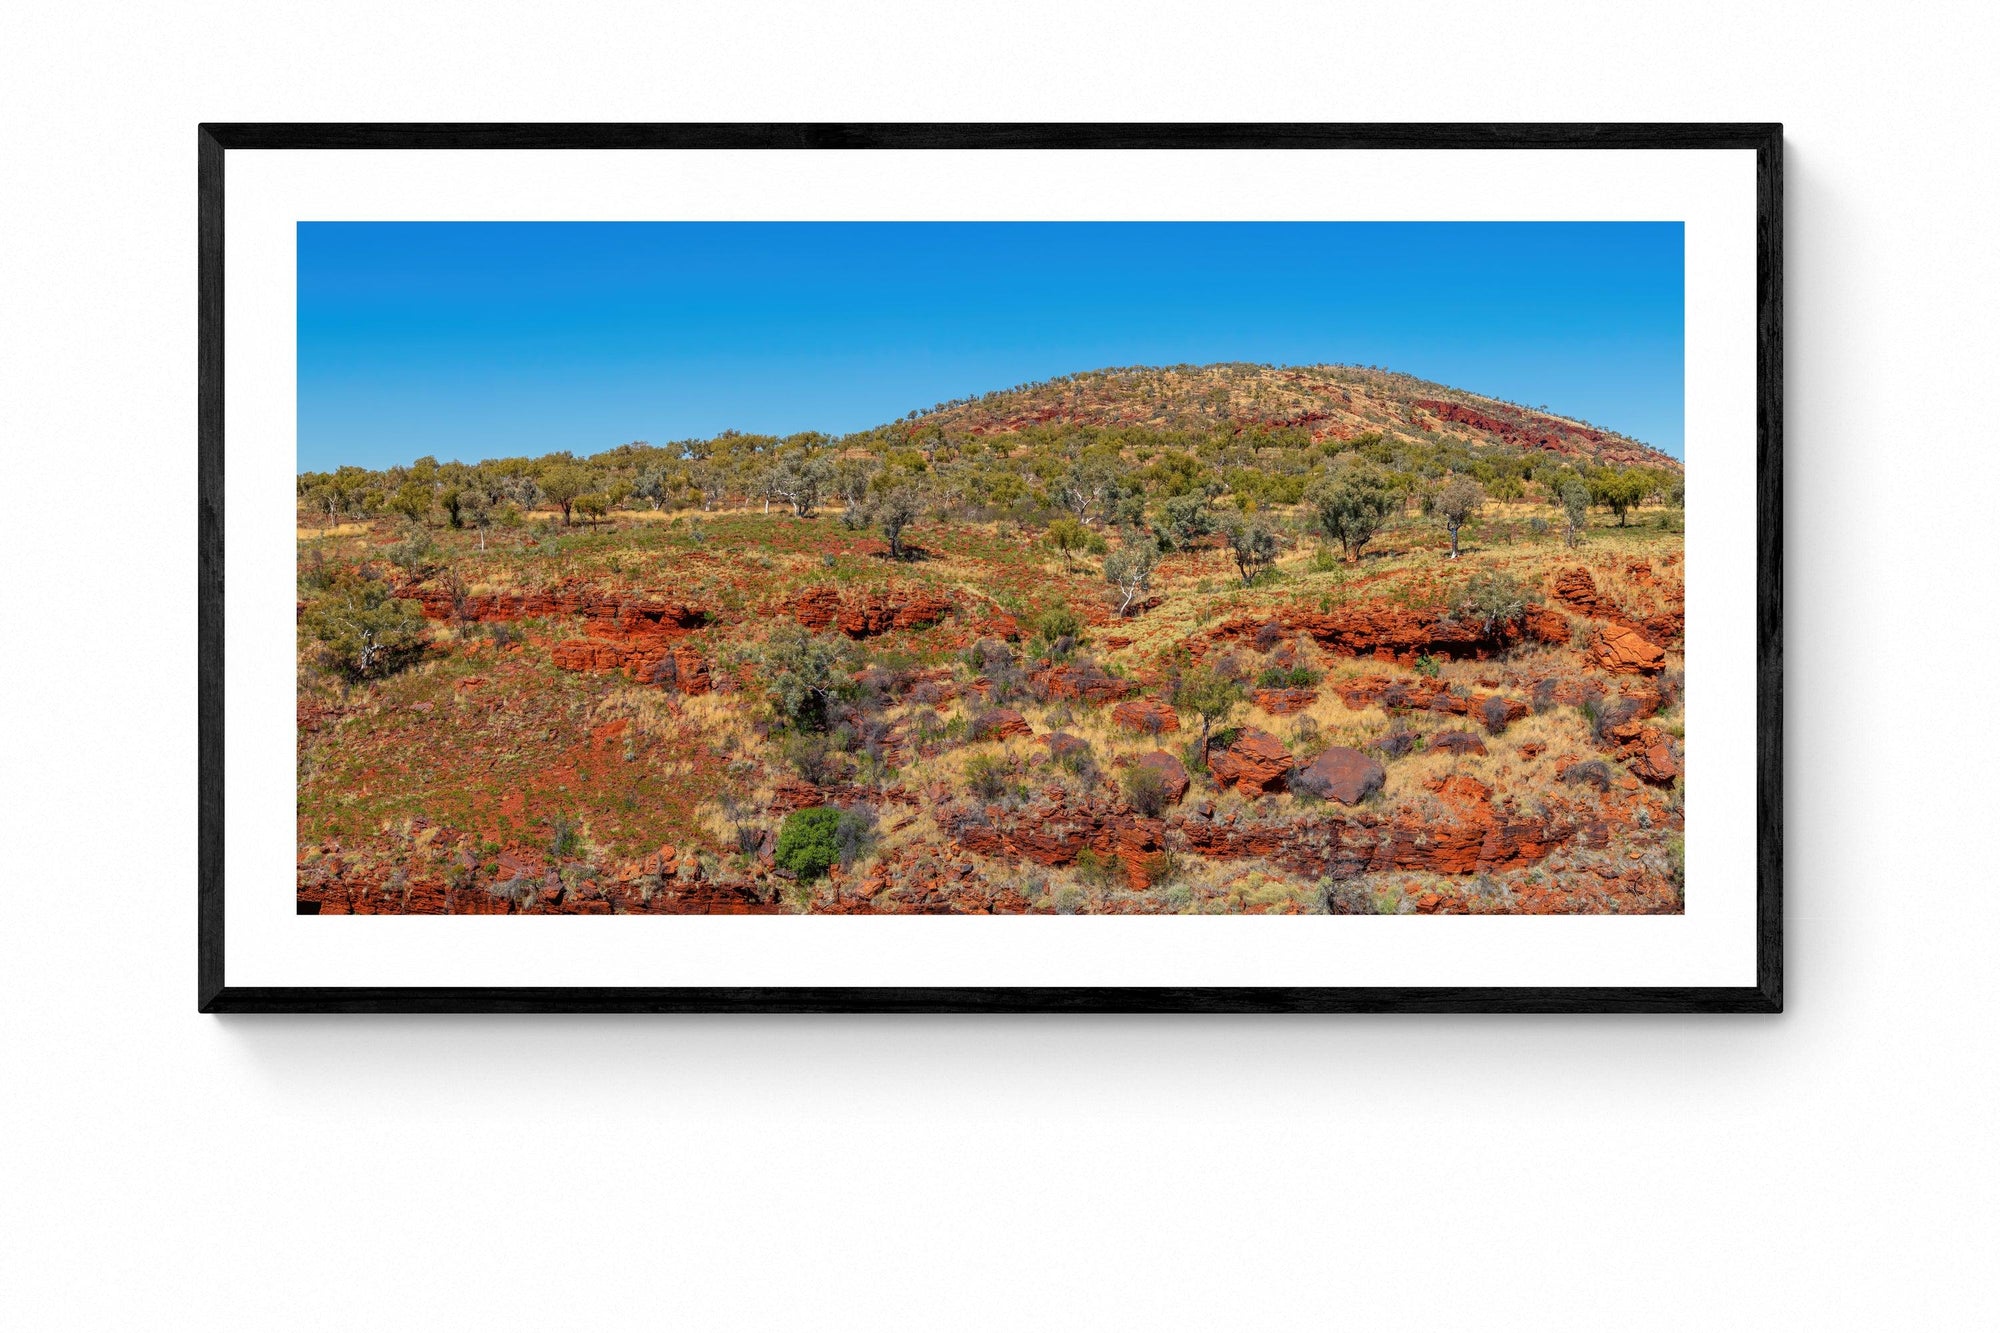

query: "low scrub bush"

left=1030, top=606, right=1086, bottom=661
left=833, top=805, right=878, bottom=869
left=1048, top=733, right=1097, bottom=780
left=964, top=753, right=1012, bottom=802
left=781, top=732, right=848, bottom=785
left=385, top=528, right=439, bottom=577
left=774, top=806, right=843, bottom=881
left=1319, top=877, right=1382, bottom=915
left=1123, top=764, right=1171, bottom=818
left=1558, top=760, right=1614, bottom=792
left=1074, top=848, right=1120, bottom=891
left=547, top=813, right=582, bottom=860
left=1256, top=664, right=1321, bottom=690
left=1455, top=571, right=1538, bottom=636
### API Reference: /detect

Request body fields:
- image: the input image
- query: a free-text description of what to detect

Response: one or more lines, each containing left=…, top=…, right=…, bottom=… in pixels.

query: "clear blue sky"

left=298, top=221, right=1683, bottom=472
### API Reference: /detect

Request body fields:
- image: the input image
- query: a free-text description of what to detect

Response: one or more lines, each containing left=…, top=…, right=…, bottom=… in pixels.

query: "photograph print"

left=293, top=218, right=1690, bottom=920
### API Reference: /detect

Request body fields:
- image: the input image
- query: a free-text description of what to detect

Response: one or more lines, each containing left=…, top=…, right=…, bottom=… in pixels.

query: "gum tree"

left=1102, top=530, right=1158, bottom=616
left=1434, top=475, right=1485, bottom=559
left=871, top=481, right=925, bottom=560
left=1307, top=464, right=1399, bottom=563
left=1172, top=661, right=1243, bottom=758
left=1589, top=467, right=1648, bottom=527
left=539, top=464, right=591, bottom=526
left=1222, top=513, right=1278, bottom=586
left=300, top=568, right=429, bottom=679
left=1047, top=517, right=1090, bottom=570
left=1560, top=478, right=1591, bottom=547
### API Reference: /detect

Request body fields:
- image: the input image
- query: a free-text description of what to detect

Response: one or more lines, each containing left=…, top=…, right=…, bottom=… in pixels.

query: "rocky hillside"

left=298, top=506, right=1686, bottom=918
left=295, top=359, right=1688, bottom=919
left=897, top=362, right=1678, bottom=471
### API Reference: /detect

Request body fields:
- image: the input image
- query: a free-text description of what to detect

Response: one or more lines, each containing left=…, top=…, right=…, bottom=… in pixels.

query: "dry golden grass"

left=296, top=521, right=372, bottom=540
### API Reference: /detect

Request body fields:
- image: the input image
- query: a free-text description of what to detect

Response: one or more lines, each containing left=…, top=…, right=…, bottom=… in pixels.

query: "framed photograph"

left=200, top=123, right=1781, bottom=1012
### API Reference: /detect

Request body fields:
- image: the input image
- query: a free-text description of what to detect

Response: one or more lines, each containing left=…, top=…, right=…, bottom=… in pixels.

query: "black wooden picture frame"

left=199, top=122, right=1781, bottom=1013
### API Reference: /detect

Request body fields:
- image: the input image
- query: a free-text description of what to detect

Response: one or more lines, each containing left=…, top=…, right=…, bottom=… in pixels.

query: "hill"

left=890, top=362, right=1678, bottom=472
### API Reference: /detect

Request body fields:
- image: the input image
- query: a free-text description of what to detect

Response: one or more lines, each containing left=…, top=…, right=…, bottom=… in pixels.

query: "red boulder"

left=1206, top=728, right=1295, bottom=796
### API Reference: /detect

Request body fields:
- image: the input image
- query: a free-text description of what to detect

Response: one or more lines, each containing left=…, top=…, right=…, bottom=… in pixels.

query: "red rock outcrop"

left=1626, top=730, right=1681, bottom=785
left=1597, top=686, right=1664, bottom=737
left=973, top=609, right=1023, bottom=642
left=394, top=578, right=717, bottom=687
left=967, top=708, right=1033, bottom=741
left=1527, top=674, right=1607, bottom=711
left=1110, top=698, right=1181, bottom=734
left=1291, top=746, right=1384, bottom=805
left=833, top=847, right=1040, bottom=914
left=791, top=585, right=954, bottom=637
left=296, top=841, right=781, bottom=916
left=398, top=580, right=707, bottom=639
left=1033, top=661, right=1137, bottom=704
left=1170, top=774, right=1578, bottom=882
left=551, top=639, right=711, bottom=691
left=1218, top=601, right=1499, bottom=663
left=923, top=764, right=1600, bottom=893
left=1215, top=590, right=1577, bottom=664
left=1251, top=687, right=1319, bottom=716
left=768, top=776, right=827, bottom=814
left=1523, top=604, right=1572, bottom=644
left=1334, top=674, right=1527, bottom=726
left=1430, top=730, right=1488, bottom=756
left=1132, top=750, right=1190, bottom=804
left=1549, top=567, right=1616, bottom=619
left=1550, top=567, right=1681, bottom=653
left=1588, top=623, right=1666, bottom=675
left=1207, top=728, right=1295, bottom=795
left=1350, top=775, right=1572, bottom=875
left=941, top=798, right=1167, bottom=889
left=1412, top=399, right=1676, bottom=469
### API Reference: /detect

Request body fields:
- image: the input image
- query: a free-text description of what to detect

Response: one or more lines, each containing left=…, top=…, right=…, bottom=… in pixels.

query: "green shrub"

left=1074, top=848, right=1119, bottom=891
left=547, top=813, right=582, bottom=860
left=385, top=527, right=439, bottom=576
left=1159, top=494, right=1218, bottom=548
left=1256, top=664, right=1321, bottom=690
left=1123, top=764, right=1170, bottom=818
left=1455, top=571, right=1538, bottom=636
left=1030, top=605, right=1086, bottom=660
left=759, top=623, right=853, bottom=731
left=1319, top=877, right=1382, bottom=915
left=964, top=753, right=1011, bottom=802
left=781, top=733, right=847, bottom=785
left=299, top=567, right=429, bottom=679
left=1221, top=514, right=1279, bottom=586
left=774, top=806, right=843, bottom=882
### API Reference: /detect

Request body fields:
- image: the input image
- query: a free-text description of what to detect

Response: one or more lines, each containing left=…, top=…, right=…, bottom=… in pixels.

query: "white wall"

left=3, top=3, right=1994, bottom=1328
